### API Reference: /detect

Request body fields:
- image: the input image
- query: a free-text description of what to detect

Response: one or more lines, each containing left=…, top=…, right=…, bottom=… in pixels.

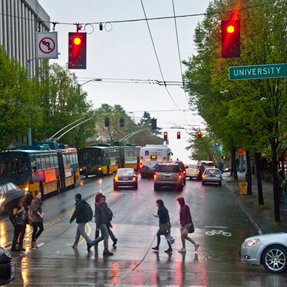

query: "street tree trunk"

left=245, top=150, right=252, bottom=195
left=255, top=152, right=264, bottom=205
left=271, top=139, right=280, bottom=222
left=231, top=145, right=238, bottom=180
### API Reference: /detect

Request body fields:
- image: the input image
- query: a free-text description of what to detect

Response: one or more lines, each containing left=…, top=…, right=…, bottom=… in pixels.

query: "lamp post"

left=26, top=57, right=38, bottom=145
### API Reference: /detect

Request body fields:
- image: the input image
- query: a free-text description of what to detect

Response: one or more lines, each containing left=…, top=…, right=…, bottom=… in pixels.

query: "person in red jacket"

left=177, top=197, right=199, bottom=253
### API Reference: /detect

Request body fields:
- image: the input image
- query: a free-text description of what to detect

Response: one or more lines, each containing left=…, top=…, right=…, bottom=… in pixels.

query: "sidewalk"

left=225, top=172, right=287, bottom=234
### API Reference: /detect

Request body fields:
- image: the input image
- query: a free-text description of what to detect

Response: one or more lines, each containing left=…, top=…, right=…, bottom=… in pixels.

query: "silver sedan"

left=240, top=233, right=287, bottom=273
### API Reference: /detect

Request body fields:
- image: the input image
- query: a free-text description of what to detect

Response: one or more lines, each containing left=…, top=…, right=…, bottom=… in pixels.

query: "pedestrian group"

left=9, top=191, right=198, bottom=256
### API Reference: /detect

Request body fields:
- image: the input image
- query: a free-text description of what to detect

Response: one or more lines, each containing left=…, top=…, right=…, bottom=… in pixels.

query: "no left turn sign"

left=36, top=32, right=58, bottom=59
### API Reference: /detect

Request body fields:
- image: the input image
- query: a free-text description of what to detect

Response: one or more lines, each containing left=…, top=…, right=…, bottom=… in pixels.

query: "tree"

left=37, top=63, right=95, bottom=148
left=0, top=47, right=41, bottom=149
left=183, top=0, right=287, bottom=221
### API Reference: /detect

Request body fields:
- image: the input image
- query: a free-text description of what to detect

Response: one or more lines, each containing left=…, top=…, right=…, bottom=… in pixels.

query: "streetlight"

left=78, top=78, right=102, bottom=87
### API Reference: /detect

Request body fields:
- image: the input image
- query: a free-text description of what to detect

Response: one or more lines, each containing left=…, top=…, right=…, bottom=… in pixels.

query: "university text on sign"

left=229, top=64, right=287, bottom=80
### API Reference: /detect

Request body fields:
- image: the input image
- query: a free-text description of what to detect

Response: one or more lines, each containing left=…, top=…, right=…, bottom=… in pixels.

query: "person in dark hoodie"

left=177, top=197, right=199, bottom=253
left=152, top=199, right=173, bottom=253
left=70, top=193, right=93, bottom=251
left=88, top=193, right=113, bottom=256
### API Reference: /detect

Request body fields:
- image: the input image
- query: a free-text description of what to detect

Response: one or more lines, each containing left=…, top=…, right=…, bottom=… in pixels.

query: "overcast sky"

left=39, top=0, right=211, bottom=162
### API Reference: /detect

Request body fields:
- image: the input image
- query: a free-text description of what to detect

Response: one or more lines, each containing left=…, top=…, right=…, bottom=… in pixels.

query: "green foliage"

left=0, top=47, right=40, bottom=149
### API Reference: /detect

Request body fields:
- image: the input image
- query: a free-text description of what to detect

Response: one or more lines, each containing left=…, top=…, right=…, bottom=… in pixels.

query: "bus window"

left=145, top=151, right=149, bottom=156
left=0, top=160, right=7, bottom=177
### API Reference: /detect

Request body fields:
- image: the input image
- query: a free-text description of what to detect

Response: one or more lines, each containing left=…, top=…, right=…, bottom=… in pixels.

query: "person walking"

left=10, top=196, right=28, bottom=251
left=152, top=199, right=173, bottom=253
left=30, top=192, right=44, bottom=248
left=89, top=193, right=113, bottom=256
left=95, top=195, right=118, bottom=248
left=177, top=197, right=199, bottom=253
left=70, top=193, right=93, bottom=251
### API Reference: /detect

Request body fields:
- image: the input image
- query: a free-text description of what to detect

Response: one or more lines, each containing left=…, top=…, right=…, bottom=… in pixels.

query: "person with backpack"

left=70, top=193, right=93, bottom=251
left=88, top=193, right=113, bottom=256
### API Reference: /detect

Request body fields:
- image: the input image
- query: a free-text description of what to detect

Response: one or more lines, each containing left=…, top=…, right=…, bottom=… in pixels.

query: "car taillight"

left=132, top=176, right=137, bottom=181
left=154, top=173, right=157, bottom=180
left=196, top=169, right=200, bottom=173
left=183, top=170, right=186, bottom=174
left=178, top=173, right=182, bottom=179
left=114, top=175, right=118, bottom=181
left=139, top=162, right=143, bottom=169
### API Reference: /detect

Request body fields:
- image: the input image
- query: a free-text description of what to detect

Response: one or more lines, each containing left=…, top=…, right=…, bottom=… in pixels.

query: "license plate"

left=122, top=177, right=128, bottom=180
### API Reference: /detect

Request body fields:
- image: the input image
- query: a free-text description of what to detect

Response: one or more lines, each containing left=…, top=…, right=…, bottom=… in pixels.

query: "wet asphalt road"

left=1, top=175, right=287, bottom=286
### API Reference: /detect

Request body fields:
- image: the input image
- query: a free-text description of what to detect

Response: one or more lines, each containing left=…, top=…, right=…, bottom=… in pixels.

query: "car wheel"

left=262, top=245, right=287, bottom=273
left=219, top=181, right=222, bottom=186
left=134, top=184, right=138, bottom=190
left=154, top=184, right=160, bottom=191
left=114, top=185, right=118, bottom=191
left=202, top=181, right=205, bottom=185
left=178, top=185, right=183, bottom=192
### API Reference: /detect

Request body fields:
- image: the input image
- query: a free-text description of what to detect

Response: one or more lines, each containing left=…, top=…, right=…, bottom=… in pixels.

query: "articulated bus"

left=0, top=144, right=80, bottom=196
left=139, top=145, right=173, bottom=179
left=78, top=145, right=140, bottom=177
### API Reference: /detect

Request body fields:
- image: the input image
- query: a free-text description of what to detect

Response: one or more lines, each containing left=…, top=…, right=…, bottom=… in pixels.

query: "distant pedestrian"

left=89, top=193, right=113, bottom=256
left=10, top=196, right=28, bottom=251
left=30, top=192, right=44, bottom=248
left=95, top=195, right=118, bottom=248
left=177, top=197, right=199, bottom=253
left=152, top=199, right=173, bottom=253
left=70, top=193, right=93, bottom=251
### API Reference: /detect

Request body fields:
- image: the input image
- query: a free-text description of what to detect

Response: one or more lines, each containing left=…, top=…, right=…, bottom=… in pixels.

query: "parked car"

left=240, top=232, right=287, bottom=273
left=0, top=247, right=15, bottom=285
left=186, top=163, right=201, bottom=180
left=154, top=163, right=184, bottom=191
left=113, top=168, right=138, bottom=190
left=201, top=168, right=222, bottom=186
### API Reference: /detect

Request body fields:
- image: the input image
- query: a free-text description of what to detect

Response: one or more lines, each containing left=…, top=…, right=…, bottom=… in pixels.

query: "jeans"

left=93, top=224, right=109, bottom=251
left=156, top=229, right=172, bottom=249
left=95, top=224, right=117, bottom=243
left=13, top=224, right=26, bottom=245
left=32, top=222, right=44, bottom=241
left=75, top=223, right=92, bottom=244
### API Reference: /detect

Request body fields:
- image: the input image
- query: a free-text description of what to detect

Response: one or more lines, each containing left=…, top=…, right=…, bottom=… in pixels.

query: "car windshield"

left=156, top=165, right=180, bottom=172
left=202, top=161, right=214, bottom=167
left=117, top=169, right=134, bottom=176
left=205, top=169, right=220, bottom=176
left=188, top=165, right=198, bottom=169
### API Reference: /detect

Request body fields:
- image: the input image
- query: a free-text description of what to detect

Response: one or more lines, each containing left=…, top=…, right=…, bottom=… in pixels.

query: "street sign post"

left=229, top=64, right=287, bottom=80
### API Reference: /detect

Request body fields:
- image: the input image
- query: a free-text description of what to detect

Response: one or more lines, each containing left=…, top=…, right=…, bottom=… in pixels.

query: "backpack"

left=83, top=201, right=93, bottom=222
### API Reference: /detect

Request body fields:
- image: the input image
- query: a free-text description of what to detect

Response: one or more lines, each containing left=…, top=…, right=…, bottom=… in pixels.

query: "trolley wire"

left=139, top=0, right=181, bottom=110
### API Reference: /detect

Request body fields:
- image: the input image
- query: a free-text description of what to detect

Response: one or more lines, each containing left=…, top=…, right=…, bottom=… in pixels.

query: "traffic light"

left=163, top=131, right=168, bottom=141
left=197, top=130, right=203, bottom=138
left=177, top=131, right=181, bottom=139
left=151, top=118, right=157, bottom=130
left=68, top=32, right=87, bottom=69
left=221, top=20, right=240, bottom=58
left=104, top=117, right=110, bottom=127
left=119, top=118, right=124, bottom=127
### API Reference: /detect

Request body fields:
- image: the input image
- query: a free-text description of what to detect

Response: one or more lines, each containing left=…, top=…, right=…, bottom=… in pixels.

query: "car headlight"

left=244, top=239, right=260, bottom=247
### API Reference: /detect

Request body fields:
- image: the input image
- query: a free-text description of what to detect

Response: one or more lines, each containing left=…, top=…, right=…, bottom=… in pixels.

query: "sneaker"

left=195, top=244, right=200, bottom=251
left=152, top=246, right=159, bottom=252
left=164, top=248, right=173, bottom=254
left=72, top=242, right=77, bottom=249
left=178, top=248, right=186, bottom=253
left=113, top=238, right=118, bottom=247
left=103, top=250, right=113, bottom=256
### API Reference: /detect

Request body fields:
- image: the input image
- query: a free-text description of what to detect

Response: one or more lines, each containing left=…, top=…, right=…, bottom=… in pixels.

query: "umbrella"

left=3, top=187, right=25, bottom=212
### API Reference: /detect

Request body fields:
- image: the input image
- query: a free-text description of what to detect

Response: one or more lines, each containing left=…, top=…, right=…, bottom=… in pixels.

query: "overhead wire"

left=139, top=0, right=181, bottom=110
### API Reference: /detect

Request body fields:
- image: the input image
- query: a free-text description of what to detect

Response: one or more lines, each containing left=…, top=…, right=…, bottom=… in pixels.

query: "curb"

left=224, top=180, right=263, bottom=235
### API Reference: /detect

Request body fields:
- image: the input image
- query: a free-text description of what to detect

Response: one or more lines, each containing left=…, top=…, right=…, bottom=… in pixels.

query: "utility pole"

left=26, top=58, right=37, bottom=146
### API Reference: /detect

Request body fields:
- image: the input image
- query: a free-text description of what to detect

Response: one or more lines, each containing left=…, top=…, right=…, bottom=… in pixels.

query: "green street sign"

left=229, top=63, right=287, bottom=80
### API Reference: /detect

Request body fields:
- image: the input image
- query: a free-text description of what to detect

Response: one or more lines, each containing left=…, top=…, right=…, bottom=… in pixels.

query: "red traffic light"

left=163, top=131, right=168, bottom=141
left=197, top=130, right=203, bottom=138
left=221, top=20, right=240, bottom=58
left=68, top=32, right=87, bottom=69
left=177, top=131, right=181, bottom=139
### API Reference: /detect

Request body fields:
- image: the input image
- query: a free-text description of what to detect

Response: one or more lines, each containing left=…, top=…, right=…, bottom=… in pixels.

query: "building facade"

left=0, top=0, right=50, bottom=72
